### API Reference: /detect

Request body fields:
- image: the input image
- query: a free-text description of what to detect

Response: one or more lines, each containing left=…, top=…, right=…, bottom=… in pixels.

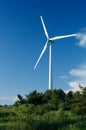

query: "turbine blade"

left=50, top=34, right=77, bottom=41
left=40, top=16, right=49, bottom=39
left=34, top=41, right=48, bottom=69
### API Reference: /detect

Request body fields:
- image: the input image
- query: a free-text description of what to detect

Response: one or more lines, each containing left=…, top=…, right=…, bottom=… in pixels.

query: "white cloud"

left=70, top=66, right=86, bottom=78
left=0, top=96, right=8, bottom=100
left=67, top=64, right=86, bottom=92
left=76, top=33, right=86, bottom=47
left=0, top=96, right=18, bottom=104
left=68, top=81, right=82, bottom=92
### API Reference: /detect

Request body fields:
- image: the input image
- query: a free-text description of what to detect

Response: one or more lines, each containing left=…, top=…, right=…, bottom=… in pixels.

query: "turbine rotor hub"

left=49, top=39, right=54, bottom=43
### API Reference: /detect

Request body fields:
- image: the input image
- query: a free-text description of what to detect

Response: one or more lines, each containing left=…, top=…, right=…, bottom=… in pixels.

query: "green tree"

left=15, top=94, right=26, bottom=105
left=56, top=89, right=66, bottom=109
left=26, top=90, right=45, bottom=105
left=44, top=89, right=66, bottom=110
left=50, top=90, right=59, bottom=110
left=66, top=91, right=74, bottom=110
left=71, top=86, right=86, bottom=117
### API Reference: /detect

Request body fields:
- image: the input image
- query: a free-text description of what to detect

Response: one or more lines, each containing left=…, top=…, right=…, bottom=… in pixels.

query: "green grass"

left=0, top=109, right=86, bottom=130
left=0, top=120, right=86, bottom=130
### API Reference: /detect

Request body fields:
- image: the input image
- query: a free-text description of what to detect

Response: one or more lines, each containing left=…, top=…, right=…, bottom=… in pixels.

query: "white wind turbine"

left=34, top=16, right=77, bottom=90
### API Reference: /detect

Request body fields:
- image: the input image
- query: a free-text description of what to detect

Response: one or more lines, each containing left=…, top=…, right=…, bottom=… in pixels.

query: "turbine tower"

left=34, top=16, right=77, bottom=90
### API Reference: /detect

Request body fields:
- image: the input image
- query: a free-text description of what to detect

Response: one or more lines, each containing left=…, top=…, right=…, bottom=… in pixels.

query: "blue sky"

left=0, top=0, right=86, bottom=105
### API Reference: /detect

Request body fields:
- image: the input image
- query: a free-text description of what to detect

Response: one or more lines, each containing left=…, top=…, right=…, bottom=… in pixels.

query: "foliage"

left=0, top=86, right=86, bottom=129
left=71, top=86, right=86, bottom=116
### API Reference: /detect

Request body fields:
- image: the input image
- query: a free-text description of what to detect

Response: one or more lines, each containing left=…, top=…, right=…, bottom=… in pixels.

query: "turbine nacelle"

left=49, top=39, right=54, bottom=43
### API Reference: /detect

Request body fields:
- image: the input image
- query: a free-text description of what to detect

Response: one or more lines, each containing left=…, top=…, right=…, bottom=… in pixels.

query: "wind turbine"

left=34, top=16, right=77, bottom=90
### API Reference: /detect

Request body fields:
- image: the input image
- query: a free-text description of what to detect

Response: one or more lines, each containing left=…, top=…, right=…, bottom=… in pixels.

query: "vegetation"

left=0, top=85, right=86, bottom=129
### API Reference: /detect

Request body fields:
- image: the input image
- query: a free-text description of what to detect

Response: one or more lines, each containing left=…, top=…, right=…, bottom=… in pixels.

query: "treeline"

left=15, top=85, right=86, bottom=116
left=0, top=85, right=86, bottom=130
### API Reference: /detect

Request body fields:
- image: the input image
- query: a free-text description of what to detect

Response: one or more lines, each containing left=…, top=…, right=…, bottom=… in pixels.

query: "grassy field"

left=0, top=112, right=86, bottom=130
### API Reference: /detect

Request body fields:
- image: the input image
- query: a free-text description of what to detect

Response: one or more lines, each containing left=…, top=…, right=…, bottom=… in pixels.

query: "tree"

left=44, top=90, right=52, bottom=104
left=56, top=89, right=66, bottom=109
left=50, top=90, right=59, bottom=110
left=71, top=86, right=86, bottom=117
left=26, top=90, right=45, bottom=105
left=15, top=94, right=26, bottom=105
left=44, top=89, right=66, bottom=110
left=66, top=91, right=74, bottom=110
